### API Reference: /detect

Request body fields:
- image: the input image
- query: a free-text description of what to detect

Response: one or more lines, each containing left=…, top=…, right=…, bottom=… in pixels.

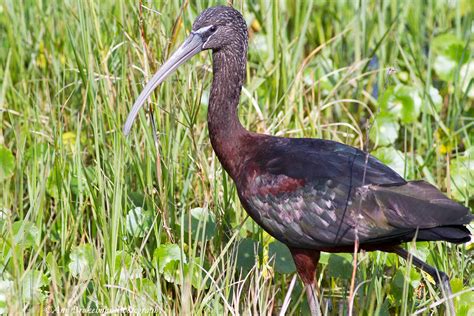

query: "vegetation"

left=0, top=0, right=472, bottom=314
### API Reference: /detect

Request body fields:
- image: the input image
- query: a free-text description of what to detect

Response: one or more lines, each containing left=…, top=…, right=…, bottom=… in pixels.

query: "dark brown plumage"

left=124, top=6, right=473, bottom=314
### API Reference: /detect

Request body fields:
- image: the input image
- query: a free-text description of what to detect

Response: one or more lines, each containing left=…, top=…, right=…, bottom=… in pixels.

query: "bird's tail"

left=417, top=225, right=472, bottom=244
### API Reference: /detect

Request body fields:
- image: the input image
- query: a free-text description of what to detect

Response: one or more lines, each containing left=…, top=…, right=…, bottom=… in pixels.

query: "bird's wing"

left=360, top=181, right=473, bottom=228
left=240, top=137, right=472, bottom=248
left=256, top=137, right=406, bottom=187
left=242, top=171, right=398, bottom=247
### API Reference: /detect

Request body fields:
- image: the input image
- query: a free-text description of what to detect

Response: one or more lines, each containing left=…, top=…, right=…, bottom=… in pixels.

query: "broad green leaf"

left=387, top=91, right=410, bottom=120
left=434, top=55, right=457, bottom=82
left=183, top=207, right=216, bottom=241
left=409, top=269, right=421, bottom=289
left=397, top=86, right=421, bottom=124
left=153, top=244, right=186, bottom=273
left=153, top=244, right=186, bottom=283
left=68, top=244, right=96, bottom=279
left=445, top=43, right=470, bottom=65
left=390, top=269, right=407, bottom=302
left=432, top=34, right=470, bottom=82
left=391, top=267, right=420, bottom=300
left=183, top=258, right=208, bottom=289
left=236, top=238, right=261, bottom=271
left=21, top=269, right=48, bottom=304
left=370, top=113, right=400, bottom=146
left=327, top=254, right=352, bottom=279
left=407, top=242, right=430, bottom=263
left=451, top=277, right=474, bottom=315
left=126, top=207, right=153, bottom=238
left=268, top=241, right=295, bottom=274
left=380, top=85, right=421, bottom=123
left=385, top=253, right=399, bottom=268
left=12, top=221, right=40, bottom=249
left=131, top=278, right=157, bottom=306
left=378, top=86, right=395, bottom=110
left=451, top=278, right=463, bottom=294
left=446, top=43, right=470, bottom=65
left=448, top=149, right=473, bottom=201
left=432, top=34, right=467, bottom=57
left=319, top=252, right=330, bottom=265
left=456, top=292, right=474, bottom=315
left=114, top=251, right=142, bottom=283
left=371, top=147, right=406, bottom=176
left=0, top=146, right=14, bottom=181
left=162, top=264, right=180, bottom=284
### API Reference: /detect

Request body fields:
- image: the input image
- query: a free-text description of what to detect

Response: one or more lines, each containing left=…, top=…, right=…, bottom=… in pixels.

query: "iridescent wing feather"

left=240, top=137, right=472, bottom=249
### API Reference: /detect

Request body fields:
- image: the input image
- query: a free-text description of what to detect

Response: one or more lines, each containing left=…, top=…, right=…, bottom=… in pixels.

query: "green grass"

left=0, top=0, right=473, bottom=314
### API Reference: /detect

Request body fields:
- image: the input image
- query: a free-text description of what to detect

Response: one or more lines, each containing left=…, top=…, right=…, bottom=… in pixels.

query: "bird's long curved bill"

left=123, top=33, right=204, bottom=135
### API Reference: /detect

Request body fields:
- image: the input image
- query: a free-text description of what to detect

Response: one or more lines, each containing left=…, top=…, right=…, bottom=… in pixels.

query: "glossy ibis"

left=124, top=6, right=473, bottom=314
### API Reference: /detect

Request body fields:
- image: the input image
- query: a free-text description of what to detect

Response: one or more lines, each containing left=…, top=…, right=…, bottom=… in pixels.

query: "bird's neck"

left=208, top=47, right=248, bottom=177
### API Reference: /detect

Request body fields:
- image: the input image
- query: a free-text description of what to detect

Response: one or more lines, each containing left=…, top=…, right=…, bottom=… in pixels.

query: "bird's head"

left=192, top=6, right=247, bottom=51
left=123, top=6, right=247, bottom=135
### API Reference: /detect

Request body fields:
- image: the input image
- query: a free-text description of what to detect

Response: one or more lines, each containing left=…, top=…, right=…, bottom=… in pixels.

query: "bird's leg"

left=305, top=283, right=320, bottom=316
left=392, top=247, right=455, bottom=315
left=289, top=248, right=321, bottom=316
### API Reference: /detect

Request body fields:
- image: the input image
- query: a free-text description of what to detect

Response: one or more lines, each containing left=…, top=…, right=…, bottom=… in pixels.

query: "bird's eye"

left=209, top=25, right=217, bottom=33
